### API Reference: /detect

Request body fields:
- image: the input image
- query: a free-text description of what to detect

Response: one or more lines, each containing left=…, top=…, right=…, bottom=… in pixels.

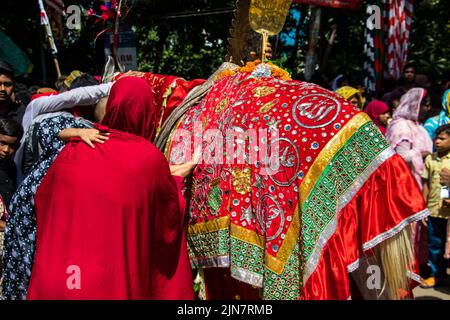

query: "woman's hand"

left=170, top=162, right=197, bottom=178
left=78, top=129, right=110, bottom=148
left=114, top=70, right=145, bottom=81
left=445, top=240, right=450, bottom=259
left=59, top=128, right=110, bottom=148
left=170, top=149, right=201, bottom=178
left=421, top=217, right=428, bottom=227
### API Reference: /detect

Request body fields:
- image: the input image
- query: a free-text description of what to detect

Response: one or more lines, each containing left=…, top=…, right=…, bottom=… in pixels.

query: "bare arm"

left=444, top=219, right=450, bottom=259
left=169, top=149, right=201, bottom=178
left=0, top=220, right=5, bottom=232
left=422, top=179, right=430, bottom=202
left=440, top=168, right=450, bottom=187
left=59, top=128, right=109, bottom=148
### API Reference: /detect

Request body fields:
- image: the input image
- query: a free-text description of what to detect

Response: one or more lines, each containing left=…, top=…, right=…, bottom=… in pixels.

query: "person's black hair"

left=403, top=63, right=415, bottom=73
left=0, top=117, right=23, bottom=141
left=0, top=60, right=14, bottom=80
left=69, top=73, right=98, bottom=90
left=348, top=73, right=364, bottom=88
left=436, top=123, right=450, bottom=137
left=390, top=89, right=404, bottom=101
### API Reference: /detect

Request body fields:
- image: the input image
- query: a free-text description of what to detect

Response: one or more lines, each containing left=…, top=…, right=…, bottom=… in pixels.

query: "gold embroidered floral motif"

left=258, top=99, right=278, bottom=114
left=253, top=86, right=276, bottom=98
left=216, top=98, right=229, bottom=114
left=232, top=167, right=252, bottom=194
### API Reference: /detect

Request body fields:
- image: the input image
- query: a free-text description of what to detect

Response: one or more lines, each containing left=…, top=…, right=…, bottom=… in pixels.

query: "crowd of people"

left=0, top=53, right=448, bottom=300
left=333, top=65, right=450, bottom=289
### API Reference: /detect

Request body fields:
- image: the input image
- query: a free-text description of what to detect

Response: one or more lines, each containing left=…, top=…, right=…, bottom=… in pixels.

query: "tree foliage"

left=280, top=0, right=450, bottom=87
left=0, top=0, right=449, bottom=87
left=129, top=0, right=235, bottom=79
left=408, top=0, right=450, bottom=83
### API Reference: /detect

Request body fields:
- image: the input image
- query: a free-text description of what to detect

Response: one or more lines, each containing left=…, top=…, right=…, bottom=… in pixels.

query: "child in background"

left=421, top=123, right=450, bottom=288
left=0, top=117, right=23, bottom=299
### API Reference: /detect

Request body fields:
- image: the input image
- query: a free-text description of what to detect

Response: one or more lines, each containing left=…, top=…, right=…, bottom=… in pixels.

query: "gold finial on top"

left=248, top=0, right=291, bottom=61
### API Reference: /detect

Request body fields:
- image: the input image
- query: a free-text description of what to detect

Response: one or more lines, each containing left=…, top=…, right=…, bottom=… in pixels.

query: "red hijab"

left=102, top=77, right=158, bottom=142
left=365, top=100, right=389, bottom=134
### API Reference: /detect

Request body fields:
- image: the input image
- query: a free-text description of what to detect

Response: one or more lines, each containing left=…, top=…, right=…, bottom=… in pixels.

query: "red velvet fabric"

left=27, top=131, right=194, bottom=299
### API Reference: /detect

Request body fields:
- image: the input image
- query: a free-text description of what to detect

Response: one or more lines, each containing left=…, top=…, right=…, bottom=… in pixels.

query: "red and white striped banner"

left=386, top=0, right=413, bottom=80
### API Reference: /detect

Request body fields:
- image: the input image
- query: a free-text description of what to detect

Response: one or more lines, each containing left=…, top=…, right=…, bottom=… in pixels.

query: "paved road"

left=413, top=268, right=450, bottom=300
left=414, top=285, right=450, bottom=300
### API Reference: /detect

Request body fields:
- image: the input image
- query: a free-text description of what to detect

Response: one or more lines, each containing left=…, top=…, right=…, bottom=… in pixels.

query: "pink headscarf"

left=365, top=100, right=389, bottom=135
left=386, top=88, right=433, bottom=186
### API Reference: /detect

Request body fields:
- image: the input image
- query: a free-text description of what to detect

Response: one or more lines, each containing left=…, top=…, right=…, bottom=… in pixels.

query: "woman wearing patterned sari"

left=164, top=62, right=428, bottom=299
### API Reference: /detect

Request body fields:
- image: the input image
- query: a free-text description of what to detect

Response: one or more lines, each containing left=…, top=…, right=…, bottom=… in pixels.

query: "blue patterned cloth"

left=424, top=89, right=450, bottom=140
left=1, top=114, right=91, bottom=300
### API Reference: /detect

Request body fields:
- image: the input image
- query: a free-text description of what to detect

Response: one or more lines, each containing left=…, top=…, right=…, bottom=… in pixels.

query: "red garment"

left=27, top=131, right=194, bottom=299
left=167, top=72, right=427, bottom=299
left=199, top=155, right=424, bottom=300
left=161, top=78, right=205, bottom=125
left=138, top=73, right=205, bottom=130
left=27, top=76, right=194, bottom=300
left=102, top=77, right=158, bottom=142
left=30, top=91, right=58, bottom=101
left=112, top=73, right=205, bottom=136
left=301, top=154, right=424, bottom=299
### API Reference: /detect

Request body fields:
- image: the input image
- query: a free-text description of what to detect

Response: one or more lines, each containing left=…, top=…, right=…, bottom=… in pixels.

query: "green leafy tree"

left=1, top=0, right=449, bottom=87
left=129, top=0, right=235, bottom=79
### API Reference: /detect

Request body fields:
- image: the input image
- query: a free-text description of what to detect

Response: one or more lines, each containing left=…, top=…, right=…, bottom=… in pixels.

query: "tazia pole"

left=37, top=0, right=62, bottom=78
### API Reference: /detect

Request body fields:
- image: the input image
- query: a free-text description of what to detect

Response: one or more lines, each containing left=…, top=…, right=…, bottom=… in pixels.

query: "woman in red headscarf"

left=26, top=77, right=195, bottom=299
left=365, top=100, right=391, bottom=135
